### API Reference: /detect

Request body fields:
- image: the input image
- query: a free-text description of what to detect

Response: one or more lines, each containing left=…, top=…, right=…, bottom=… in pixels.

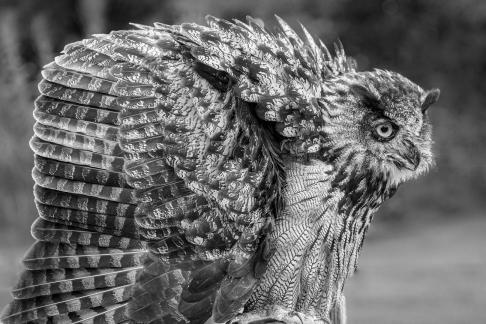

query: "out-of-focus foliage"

left=0, top=0, right=484, bottom=235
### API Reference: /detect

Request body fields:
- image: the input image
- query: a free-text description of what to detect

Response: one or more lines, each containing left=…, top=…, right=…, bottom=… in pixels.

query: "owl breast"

left=243, top=157, right=384, bottom=320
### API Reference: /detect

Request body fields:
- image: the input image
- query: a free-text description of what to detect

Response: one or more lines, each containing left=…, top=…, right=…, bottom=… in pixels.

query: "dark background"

left=0, top=1, right=484, bottom=323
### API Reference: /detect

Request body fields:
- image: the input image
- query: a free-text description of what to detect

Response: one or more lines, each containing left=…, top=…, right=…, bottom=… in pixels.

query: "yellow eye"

left=374, top=121, right=396, bottom=140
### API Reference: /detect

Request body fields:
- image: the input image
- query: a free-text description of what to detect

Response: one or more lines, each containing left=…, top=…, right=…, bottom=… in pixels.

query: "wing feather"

left=2, top=34, right=146, bottom=323
left=31, top=218, right=145, bottom=250
left=11, top=268, right=139, bottom=299
left=34, top=96, right=120, bottom=125
left=23, top=241, right=145, bottom=270
left=33, top=155, right=128, bottom=188
left=3, top=286, right=132, bottom=323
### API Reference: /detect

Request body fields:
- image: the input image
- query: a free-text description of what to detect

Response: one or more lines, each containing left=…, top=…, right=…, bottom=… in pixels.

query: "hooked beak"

left=393, top=144, right=421, bottom=171
left=403, top=149, right=421, bottom=171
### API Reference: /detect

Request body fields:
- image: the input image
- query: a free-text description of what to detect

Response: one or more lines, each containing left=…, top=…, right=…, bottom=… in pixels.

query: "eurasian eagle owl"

left=1, top=16, right=439, bottom=324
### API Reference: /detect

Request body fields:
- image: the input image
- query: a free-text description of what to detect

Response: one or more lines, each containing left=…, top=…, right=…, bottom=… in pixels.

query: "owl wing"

left=1, top=16, right=356, bottom=324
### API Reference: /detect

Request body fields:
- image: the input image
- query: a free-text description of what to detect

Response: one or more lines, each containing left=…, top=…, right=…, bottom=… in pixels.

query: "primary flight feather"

left=1, top=15, right=439, bottom=324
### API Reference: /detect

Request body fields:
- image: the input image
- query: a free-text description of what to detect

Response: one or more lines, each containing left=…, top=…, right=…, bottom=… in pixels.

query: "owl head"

left=319, top=69, right=440, bottom=186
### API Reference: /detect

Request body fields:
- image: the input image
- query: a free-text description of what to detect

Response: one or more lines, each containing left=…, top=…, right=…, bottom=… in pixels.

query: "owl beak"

left=403, top=148, right=421, bottom=171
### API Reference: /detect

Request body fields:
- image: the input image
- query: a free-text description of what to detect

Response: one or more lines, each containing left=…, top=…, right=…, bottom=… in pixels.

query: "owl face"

left=320, top=70, right=440, bottom=185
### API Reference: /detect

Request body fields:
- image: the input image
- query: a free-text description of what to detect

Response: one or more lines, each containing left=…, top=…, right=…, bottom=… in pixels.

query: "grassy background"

left=0, top=0, right=485, bottom=323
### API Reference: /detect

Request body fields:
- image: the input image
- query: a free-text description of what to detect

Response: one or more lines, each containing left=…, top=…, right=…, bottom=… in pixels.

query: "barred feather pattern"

left=2, top=14, right=436, bottom=324
left=1, top=36, right=147, bottom=323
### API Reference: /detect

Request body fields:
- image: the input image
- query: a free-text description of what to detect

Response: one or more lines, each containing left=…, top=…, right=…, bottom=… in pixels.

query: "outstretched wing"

left=1, top=53, right=146, bottom=323
left=1, top=16, right=356, bottom=324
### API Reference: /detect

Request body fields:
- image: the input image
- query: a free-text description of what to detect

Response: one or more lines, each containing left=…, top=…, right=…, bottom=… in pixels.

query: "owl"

left=1, top=16, right=439, bottom=324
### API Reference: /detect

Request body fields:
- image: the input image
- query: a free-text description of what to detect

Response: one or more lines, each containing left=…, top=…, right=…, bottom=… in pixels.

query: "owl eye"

left=373, top=120, right=397, bottom=141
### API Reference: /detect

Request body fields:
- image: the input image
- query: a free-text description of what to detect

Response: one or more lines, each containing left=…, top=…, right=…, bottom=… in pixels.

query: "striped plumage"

left=1, top=16, right=439, bottom=324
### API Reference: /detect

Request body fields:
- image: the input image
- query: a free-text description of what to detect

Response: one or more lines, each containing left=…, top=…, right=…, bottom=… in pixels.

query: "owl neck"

left=280, top=155, right=398, bottom=234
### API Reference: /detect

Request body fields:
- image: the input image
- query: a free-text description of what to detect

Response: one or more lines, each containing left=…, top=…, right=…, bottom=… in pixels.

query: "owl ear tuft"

left=421, top=88, right=440, bottom=112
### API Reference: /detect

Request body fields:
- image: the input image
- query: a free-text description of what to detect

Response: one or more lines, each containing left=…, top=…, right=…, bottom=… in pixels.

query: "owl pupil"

left=373, top=121, right=397, bottom=141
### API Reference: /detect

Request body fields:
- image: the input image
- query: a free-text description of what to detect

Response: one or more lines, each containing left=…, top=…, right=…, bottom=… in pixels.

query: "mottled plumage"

left=1, top=16, right=439, bottom=324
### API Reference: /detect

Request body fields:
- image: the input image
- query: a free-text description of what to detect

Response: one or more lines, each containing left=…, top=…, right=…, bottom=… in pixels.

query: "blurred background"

left=0, top=0, right=484, bottom=323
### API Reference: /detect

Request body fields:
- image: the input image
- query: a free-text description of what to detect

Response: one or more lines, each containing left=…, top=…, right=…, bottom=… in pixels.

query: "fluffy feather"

left=2, top=15, right=438, bottom=324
